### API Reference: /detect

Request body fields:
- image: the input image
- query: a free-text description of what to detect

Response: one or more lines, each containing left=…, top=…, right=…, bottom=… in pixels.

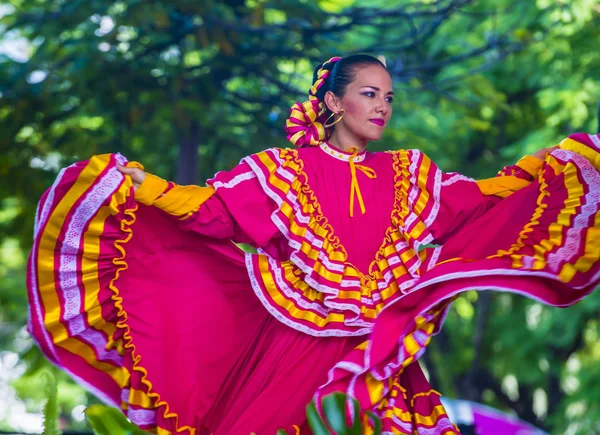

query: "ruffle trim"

left=109, top=199, right=195, bottom=434
left=245, top=148, right=435, bottom=335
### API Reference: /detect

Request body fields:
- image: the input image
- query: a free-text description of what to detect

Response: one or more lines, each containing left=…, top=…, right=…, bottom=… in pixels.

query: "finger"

left=116, top=164, right=134, bottom=174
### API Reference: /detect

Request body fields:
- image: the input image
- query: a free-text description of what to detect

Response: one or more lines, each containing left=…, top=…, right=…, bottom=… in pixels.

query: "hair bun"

left=284, top=97, right=327, bottom=147
left=284, top=56, right=342, bottom=147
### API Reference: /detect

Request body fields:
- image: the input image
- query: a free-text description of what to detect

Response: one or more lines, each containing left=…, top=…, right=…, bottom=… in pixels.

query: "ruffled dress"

left=27, top=134, right=600, bottom=434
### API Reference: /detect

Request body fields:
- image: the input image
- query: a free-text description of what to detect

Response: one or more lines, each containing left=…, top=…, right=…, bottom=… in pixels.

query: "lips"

left=369, top=118, right=384, bottom=126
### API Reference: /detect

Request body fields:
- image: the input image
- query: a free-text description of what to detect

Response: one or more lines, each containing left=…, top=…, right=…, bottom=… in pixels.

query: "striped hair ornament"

left=285, top=56, right=342, bottom=147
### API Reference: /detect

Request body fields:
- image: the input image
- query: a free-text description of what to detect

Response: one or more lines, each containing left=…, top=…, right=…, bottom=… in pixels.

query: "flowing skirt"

left=27, top=154, right=363, bottom=434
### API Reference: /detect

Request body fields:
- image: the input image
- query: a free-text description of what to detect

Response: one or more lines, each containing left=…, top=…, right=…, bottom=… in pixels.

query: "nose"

left=376, top=100, right=388, bottom=116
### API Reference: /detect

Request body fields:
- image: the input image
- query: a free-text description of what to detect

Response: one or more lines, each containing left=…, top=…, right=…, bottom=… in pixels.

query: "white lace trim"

left=29, top=165, right=73, bottom=363
left=424, top=166, right=442, bottom=228
left=245, top=252, right=371, bottom=337
left=427, top=246, right=443, bottom=271
left=211, top=171, right=256, bottom=190
left=319, top=142, right=367, bottom=163
left=588, top=133, right=600, bottom=148
left=442, top=172, right=475, bottom=186
left=263, top=251, right=330, bottom=317
left=127, top=407, right=156, bottom=426
left=546, top=150, right=600, bottom=271
left=58, top=165, right=124, bottom=365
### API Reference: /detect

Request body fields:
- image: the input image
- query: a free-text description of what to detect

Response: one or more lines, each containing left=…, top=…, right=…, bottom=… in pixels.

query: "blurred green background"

left=1, top=0, right=599, bottom=434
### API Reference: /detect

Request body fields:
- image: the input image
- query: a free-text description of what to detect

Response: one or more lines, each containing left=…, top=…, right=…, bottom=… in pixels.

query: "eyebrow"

left=361, top=85, right=394, bottom=95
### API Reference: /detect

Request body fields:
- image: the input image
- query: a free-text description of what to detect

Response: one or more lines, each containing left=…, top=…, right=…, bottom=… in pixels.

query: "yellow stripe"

left=504, top=159, right=587, bottom=281
left=37, top=154, right=129, bottom=387
left=356, top=340, right=369, bottom=350
left=404, top=334, right=421, bottom=356
left=407, top=221, right=427, bottom=243
left=492, top=162, right=554, bottom=260
left=413, top=155, right=432, bottom=216
left=81, top=196, right=123, bottom=354
left=258, top=151, right=291, bottom=194
left=476, top=176, right=531, bottom=198
left=560, top=137, right=600, bottom=170
left=559, top=211, right=600, bottom=282
left=392, top=404, right=448, bottom=426
left=410, top=389, right=442, bottom=407
left=365, top=373, right=385, bottom=406
left=258, top=255, right=345, bottom=326
left=289, top=130, right=305, bottom=146
left=127, top=388, right=156, bottom=409
left=362, top=308, right=377, bottom=319
left=379, top=280, right=401, bottom=301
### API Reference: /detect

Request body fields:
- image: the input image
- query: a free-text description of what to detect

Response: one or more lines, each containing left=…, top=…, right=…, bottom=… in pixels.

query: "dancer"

left=27, top=54, right=600, bottom=434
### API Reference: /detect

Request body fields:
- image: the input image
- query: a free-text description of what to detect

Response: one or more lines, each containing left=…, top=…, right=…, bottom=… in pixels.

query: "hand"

left=532, top=146, right=559, bottom=160
left=117, top=164, right=146, bottom=192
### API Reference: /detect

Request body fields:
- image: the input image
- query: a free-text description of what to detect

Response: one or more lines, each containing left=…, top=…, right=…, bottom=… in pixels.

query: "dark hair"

left=312, top=54, right=387, bottom=104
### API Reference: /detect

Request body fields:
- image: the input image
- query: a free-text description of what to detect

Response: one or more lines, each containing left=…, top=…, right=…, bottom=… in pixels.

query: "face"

left=326, top=64, right=394, bottom=145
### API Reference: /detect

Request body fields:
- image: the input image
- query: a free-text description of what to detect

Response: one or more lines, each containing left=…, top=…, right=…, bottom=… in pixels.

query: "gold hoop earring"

left=324, top=111, right=344, bottom=128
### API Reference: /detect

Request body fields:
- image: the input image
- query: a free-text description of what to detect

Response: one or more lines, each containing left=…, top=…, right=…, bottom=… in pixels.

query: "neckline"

left=319, top=142, right=367, bottom=163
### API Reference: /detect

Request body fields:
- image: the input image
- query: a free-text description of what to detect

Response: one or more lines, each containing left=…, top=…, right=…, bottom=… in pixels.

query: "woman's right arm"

left=117, top=161, right=279, bottom=247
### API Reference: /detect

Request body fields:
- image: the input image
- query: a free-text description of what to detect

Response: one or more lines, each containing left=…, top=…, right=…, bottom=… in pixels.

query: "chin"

left=364, top=126, right=385, bottom=142
left=353, top=126, right=384, bottom=143
left=363, top=132, right=383, bottom=142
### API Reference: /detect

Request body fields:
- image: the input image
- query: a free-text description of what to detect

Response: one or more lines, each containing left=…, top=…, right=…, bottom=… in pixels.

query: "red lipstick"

left=369, top=118, right=384, bottom=126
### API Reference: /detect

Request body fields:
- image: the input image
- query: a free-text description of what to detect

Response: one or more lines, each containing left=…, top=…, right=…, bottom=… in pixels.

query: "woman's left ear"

left=323, top=91, right=343, bottom=115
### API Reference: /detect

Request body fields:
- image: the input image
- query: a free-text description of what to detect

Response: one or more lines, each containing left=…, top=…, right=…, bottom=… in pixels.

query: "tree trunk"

left=176, top=120, right=201, bottom=184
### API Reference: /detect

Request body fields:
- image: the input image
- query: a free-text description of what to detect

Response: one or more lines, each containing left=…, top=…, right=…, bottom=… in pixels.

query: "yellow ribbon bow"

left=348, top=148, right=377, bottom=217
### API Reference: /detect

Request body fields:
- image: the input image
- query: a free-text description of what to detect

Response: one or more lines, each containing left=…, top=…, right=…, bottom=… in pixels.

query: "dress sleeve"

left=410, top=153, right=543, bottom=245
left=131, top=160, right=279, bottom=247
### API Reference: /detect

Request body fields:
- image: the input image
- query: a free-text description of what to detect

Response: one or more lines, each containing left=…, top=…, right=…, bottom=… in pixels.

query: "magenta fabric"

left=116, top=205, right=362, bottom=434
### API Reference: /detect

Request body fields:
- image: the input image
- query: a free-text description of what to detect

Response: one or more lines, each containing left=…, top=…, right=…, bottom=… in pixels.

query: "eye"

left=385, top=96, right=394, bottom=103
left=361, top=91, right=375, bottom=98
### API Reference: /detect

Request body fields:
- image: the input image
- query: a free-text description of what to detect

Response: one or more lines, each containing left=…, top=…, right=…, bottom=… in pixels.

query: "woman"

left=27, top=55, right=600, bottom=434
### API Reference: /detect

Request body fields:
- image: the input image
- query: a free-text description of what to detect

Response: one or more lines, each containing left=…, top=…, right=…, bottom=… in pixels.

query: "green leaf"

left=306, top=400, right=333, bottom=435
left=85, top=405, right=148, bottom=435
left=347, top=397, right=363, bottom=435
left=321, top=393, right=349, bottom=434
left=42, top=370, right=60, bottom=435
left=365, top=411, right=382, bottom=435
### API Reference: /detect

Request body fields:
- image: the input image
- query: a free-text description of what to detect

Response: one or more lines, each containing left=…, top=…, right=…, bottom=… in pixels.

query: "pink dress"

left=27, top=135, right=600, bottom=434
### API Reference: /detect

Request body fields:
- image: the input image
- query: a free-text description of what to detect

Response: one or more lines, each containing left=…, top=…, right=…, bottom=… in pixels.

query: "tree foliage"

left=1, top=0, right=599, bottom=433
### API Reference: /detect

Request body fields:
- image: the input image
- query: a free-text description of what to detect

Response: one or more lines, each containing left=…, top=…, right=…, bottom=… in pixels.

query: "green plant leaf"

left=321, top=393, right=349, bottom=434
left=42, top=370, right=60, bottom=435
left=85, top=405, right=148, bottom=435
left=347, top=397, right=363, bottom=435
left=365, top=411, right=382, bottom=435
left=306, top=400, right=333, bottom=435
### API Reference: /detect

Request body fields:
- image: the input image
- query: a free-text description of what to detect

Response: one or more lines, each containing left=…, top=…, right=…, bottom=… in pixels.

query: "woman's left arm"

left=415, top=147, right=555, bottom=245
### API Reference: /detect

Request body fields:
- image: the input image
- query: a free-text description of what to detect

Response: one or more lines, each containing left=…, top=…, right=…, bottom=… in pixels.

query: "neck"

left=328, top=130, right=368, bottom=153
